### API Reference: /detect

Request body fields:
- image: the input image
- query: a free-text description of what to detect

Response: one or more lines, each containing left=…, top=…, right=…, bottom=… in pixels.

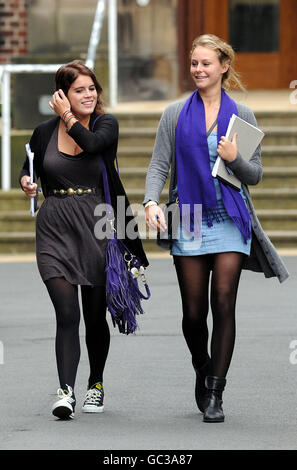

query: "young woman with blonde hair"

left=144, top=34, right=288, bottom=423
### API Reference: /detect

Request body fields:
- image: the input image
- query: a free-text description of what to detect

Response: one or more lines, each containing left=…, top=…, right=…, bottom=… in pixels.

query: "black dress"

left=19, top=113, right=149, bottom=272
left=36, top=123, right=108, bottom=286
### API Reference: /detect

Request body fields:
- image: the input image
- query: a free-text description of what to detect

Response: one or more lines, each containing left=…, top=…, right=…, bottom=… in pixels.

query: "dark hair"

left=55, top=60, right=104, bottom=115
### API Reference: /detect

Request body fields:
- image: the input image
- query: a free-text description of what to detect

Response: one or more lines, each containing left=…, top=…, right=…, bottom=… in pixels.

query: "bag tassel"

left=91, top=120, right=150, bottom=335
left=105, top=238, right=150, bottom=335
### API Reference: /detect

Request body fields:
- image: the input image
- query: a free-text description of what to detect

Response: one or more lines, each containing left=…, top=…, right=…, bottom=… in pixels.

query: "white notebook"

left=212, top=114, right=264, bottom=190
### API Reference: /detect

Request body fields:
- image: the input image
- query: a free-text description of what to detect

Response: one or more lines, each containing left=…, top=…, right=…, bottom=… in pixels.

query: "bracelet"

left=144, top=200, right=158, bottom=209
left=64, top=115, right=76, bottom=126
left=62, top=109, right=72, bottom=120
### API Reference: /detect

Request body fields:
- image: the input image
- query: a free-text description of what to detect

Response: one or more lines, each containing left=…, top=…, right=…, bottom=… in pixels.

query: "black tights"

left=45, top=277, right=110, bottom=393
left=174, top=252, right=244, bottom=378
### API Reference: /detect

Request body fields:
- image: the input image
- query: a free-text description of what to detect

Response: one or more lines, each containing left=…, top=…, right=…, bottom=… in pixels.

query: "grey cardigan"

left=144, top=98, right=289, bottom=283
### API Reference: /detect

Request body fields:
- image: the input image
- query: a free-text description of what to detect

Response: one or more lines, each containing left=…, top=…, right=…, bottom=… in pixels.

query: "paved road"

left=0, top=255, right=296, bottom=451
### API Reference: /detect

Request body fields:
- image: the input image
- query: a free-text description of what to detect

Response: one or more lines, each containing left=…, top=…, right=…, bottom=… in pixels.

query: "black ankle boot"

left=203, top=376, right=226, bottom=423
left=192, top=358, right=211, bottom=413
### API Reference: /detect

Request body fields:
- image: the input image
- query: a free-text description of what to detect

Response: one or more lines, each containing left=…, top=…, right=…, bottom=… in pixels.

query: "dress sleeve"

left=143, top=105, right=176, bottom=204
left=67, top=113, right=119, bottom=155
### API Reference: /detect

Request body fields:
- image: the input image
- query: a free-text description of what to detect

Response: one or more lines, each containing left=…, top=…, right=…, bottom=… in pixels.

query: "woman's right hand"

left=49, top=89, right=71, bottom=118
left=145, top=205, right=167, bottom=232
left=21, top=175, right=37, bottom=198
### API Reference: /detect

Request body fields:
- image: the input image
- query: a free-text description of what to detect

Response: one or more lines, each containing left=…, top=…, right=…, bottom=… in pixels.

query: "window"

left=229, top=0, right=279, bottom=52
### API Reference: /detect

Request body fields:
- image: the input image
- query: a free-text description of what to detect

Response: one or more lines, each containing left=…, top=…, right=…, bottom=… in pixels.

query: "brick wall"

left=0, top=0, right=28, bottom=64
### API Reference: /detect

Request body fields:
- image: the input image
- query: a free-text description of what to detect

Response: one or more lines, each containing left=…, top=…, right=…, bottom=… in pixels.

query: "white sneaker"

left=52, top=385, right=75, bottom=419
left=82, top=382, right=104, bottom=413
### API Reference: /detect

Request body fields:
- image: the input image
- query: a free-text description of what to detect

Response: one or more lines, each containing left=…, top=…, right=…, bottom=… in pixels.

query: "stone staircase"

left=1, top=108, right=297, bottom=253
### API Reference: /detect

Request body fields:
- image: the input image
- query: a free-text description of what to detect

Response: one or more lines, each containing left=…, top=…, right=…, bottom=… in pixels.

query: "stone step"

left=109, top=166, right=297, bottom=190
left=0, top=211, right=35, bottom=232
left=3, top=124, right=297, bottom=187
left=134, top=209, right=297, bottom=234
left=261, top=145, right=297, bottom=166
left=118, top=126, right=297, bottom=147
left=249, top=188, right=297, bottom=209
left=115, top=110, right=297, bottom=128
left=1, top=187, right=297, bottom=211
left=116, top=145, right=297, bottom=168
left=132, top=209, right=297, bottom=234
left=3, top=206, right=297, bottom=233
left=261, top=127, right=297, bottom=146
left=6, top=161, right=297, bottom=196
left=255, top=111, right=297, bottom=127
left=4, top=125, right=297, bottom=155
left=256, top=209, right=297, bottom=230
left=258, top=167, right=297, bottom=188
left=264, top=230, right=297, bottom=247
left=119, top=166, right=297, bottom=190
left=123, top=188, right=297, bottom=210
left=119, top=167, right=147, bottom=189
left=0, top=190, right=31, bottom=211
left=114, top=111, right=162, bottom=129
left=0, top=232, right=36, bottom=254
left=119, top=128, right=157, bottom=147
left=134, top=209, right=297, bottom=233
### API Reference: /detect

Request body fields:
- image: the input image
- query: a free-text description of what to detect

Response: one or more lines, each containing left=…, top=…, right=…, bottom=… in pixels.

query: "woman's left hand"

left=49, top=89, right=71, bottom=118
left=217, top=133, right=238, bottom=162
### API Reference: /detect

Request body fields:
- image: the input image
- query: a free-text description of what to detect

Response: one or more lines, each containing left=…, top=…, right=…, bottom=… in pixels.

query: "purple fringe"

left=105, top=238, right=149, bottom=335
left=205, top=208, right=251, bottom=243
left=205, top=207, right=225, bottom=227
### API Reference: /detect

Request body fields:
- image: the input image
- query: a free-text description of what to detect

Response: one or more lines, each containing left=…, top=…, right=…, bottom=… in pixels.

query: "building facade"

left=1, top=0, right=297, bottom=116
left=0, top=0, right=29, bottom=64
left=178, top=0, right=297, bottom=91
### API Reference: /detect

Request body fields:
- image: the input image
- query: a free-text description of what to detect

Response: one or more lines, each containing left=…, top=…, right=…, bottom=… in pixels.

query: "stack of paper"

left=25, top=143, right=35, bottom=217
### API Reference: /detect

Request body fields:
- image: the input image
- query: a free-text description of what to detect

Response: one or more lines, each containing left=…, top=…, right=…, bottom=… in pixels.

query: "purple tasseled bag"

left=92, top=117, right=150, bottom=334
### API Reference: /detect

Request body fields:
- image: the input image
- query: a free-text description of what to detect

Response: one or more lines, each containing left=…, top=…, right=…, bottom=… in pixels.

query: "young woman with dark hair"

left=20, top=60, right=148, bottom=420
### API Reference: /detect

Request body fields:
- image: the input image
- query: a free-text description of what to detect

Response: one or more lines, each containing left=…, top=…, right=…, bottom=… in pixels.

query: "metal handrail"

left=86, top=0, right=106, bottom=70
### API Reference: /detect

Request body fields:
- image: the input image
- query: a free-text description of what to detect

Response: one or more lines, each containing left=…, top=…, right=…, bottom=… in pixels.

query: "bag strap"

left=91, top=115, right=116, bottom=235
left=91, top=114, right=120, bottom=175
left=207, top=118, right=218, bottom=137
left=92, top=116, right=149, bottom=285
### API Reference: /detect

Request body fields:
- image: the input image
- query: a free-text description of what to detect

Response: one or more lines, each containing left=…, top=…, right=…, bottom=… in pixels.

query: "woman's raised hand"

left=217, top=132, right=238, bottom=162
left=49, top=89, right=71, bottom=118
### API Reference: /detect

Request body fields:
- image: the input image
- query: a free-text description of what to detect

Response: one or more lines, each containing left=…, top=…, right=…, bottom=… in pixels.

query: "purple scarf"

left=176, top=88, right=251, bottom=243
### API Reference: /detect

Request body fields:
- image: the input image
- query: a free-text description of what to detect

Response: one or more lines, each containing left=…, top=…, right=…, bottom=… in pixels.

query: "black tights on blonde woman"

left=173, top=252, right=244, bottom=378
